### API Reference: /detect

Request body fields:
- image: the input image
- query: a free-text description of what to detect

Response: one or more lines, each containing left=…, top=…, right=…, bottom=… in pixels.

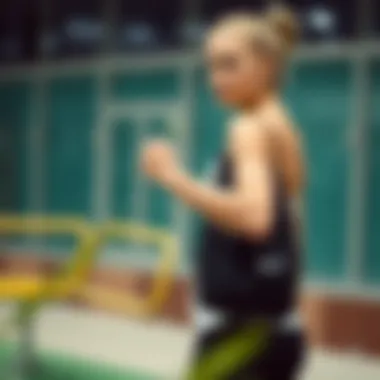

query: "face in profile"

left=205, top=26, right=274, bottom=108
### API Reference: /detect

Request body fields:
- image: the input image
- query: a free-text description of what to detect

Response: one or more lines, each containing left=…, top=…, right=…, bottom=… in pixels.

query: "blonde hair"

left=210, top=4, right=300, bottom=61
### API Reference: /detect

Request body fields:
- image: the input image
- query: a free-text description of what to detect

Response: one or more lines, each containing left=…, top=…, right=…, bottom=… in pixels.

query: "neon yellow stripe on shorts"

left=187, top=320, right=271, bottom=380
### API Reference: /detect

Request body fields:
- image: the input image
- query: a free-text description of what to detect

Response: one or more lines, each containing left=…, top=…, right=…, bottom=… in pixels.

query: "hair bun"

left=265, top=4, right=300, bottom=52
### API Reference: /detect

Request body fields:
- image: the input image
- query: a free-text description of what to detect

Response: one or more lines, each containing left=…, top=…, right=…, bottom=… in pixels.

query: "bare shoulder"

left=261, top=104, right=302, bottom=145
left=259, top=102, right=305, bottom=194
left=228, top=115, right=269, bottom=156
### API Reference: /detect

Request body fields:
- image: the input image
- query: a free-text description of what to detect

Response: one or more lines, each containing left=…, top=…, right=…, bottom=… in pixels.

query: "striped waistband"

left=195, top=304, right=302, bottom=334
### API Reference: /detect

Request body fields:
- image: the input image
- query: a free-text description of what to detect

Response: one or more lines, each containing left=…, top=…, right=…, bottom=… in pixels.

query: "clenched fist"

left=140, top=140, right=180, bottom=186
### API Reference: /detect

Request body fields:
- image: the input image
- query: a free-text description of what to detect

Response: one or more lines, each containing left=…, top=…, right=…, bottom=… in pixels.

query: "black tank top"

left=197, top=154, right=299, bottom=319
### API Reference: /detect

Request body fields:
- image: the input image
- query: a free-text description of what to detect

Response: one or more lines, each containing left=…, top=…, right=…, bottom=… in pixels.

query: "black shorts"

left=187, top=319, right=305, bottom=380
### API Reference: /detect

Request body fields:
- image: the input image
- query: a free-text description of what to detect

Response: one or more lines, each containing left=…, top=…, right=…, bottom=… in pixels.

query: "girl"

left=141, top=5, right=306, bottom=380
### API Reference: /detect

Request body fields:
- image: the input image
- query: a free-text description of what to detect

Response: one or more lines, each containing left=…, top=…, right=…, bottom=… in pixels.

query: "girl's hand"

left=140, top=140, right=181, bottom=186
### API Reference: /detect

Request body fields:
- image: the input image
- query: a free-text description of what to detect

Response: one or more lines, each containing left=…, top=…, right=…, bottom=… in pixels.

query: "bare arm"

left=141, top=119, right=275, bottom=239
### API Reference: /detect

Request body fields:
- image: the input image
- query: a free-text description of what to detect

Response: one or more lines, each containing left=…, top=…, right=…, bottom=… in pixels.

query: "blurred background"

left=0, top=0, right=379, bottom=379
